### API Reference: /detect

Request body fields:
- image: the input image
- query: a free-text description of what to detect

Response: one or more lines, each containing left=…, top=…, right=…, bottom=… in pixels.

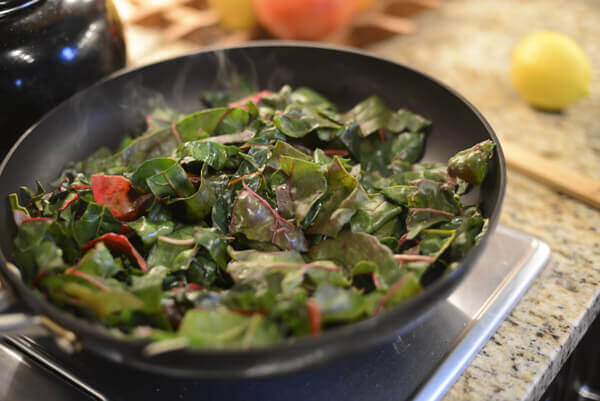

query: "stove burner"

left=1, top=225, right=549, bottom=401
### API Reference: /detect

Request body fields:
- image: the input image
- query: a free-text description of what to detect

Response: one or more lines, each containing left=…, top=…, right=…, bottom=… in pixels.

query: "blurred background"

left=116, top=0, right=443, bottom=65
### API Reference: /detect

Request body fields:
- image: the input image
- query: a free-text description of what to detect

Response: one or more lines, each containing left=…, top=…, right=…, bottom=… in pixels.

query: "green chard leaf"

left=215, top=108, right=251, bottom=135
left=337, top=123, right=362, bottom=158
left=403, top=179, right=462, bottom=239
left=194, top=228, right=229, bottom=270
left=406, top=210, right=451, bottom=241
left=30, top=240, right=65, bottom=278
left=408, top=180, right=461, bottom=214
left=345, top=96, right=429, bottom=138
left=346, top=96, right=395, bottom=137
left=447, top=140, right=495, bottom=185
left=14, top=218, right=54, bottom=251
left=390, top=132, right=425, bottom=163
left=398, top=229, right=457, bottom=279
left=146, top=163, right=195, bottom=199
left=168, top=168, right=229, bottom=223
left=226, top=248, right=347, bottom=297
left=177, top=309, right=281, bottom=348
left=76, top=243, right=120, bottom=278
left=289, top=87, right=336, bottom=110
left=147, top=226, right=196, bottom=271
left=382, top=185, right=415, bottom=206
left=226, top=248, right=305, bottom=284
left=440, top=207, right=485, bottom=260
left=266, top=140, right=311, bottom=170
left=128, top=216, right=175, bottom=248
left=61, top=282, right=144, bottom=317
left=115, top=126, right=179, bottom=169
left=419, top=229, right=456, bottom=259
left=176, top=141, right=237, bottom=170
left=312, top=285, right=366, bottom=323
left=391, top=109, right=431, bottom=133
left=131, top=265, right=169, bottom=313
left=374, top=273, right=422, bottom=312
left=72, top=203, right=122, bottom=247
left=350, top=194, right=403, bottom=234
left=46, top=220, right=80, bottom=263
left=130, top=158, right=177, bottom=193
left=309, top=232, right=401, bottom=289
left=230, top=185, right=308, bottom=252
left=174, top=107, right=231, bottom=140
left=9, top=193, right=30, bottom=224
left=278, top=156, right=327, bottom=222
left=307, top=157, right=364, bottom=237
left=358, top=132, right=425, bottom=176
left=274, top=104, right=341, bottom=138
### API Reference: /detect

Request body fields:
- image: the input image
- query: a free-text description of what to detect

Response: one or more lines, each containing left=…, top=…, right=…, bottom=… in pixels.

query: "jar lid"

left=0, top=0, right=43, bottom=18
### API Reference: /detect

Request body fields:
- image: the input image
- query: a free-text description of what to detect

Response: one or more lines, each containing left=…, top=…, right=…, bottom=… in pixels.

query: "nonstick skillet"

left=0, top=43, right=506, bottom=378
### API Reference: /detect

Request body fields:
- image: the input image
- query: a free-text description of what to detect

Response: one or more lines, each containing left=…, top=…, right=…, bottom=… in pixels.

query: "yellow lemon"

left=208, top=0, right=256, bottom=31
left=510, top=31, right=592, bottom=110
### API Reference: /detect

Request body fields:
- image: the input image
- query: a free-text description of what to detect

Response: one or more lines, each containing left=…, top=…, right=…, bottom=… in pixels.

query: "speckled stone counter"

left=122, top=1, right=600, bottom=398
left=372, top=0, right=600, bottom=400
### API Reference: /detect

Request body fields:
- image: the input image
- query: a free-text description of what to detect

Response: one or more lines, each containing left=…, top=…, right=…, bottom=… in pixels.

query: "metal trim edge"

left=412, top=226, right=551, bottom=401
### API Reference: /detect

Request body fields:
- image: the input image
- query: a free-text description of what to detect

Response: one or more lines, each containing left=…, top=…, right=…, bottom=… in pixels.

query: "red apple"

left=253, top=0, right=356, bottom=40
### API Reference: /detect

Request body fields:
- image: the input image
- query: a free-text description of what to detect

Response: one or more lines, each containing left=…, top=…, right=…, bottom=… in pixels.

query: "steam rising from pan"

left=113, top=48, right=297, bottom=132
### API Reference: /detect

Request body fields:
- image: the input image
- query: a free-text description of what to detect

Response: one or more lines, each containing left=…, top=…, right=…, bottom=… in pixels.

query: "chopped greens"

left=9, top=84, right=495, bottom=350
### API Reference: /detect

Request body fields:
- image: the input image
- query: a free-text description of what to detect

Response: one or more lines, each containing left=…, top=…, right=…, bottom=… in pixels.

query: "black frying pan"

left=0, top=42, right=506, bottom=378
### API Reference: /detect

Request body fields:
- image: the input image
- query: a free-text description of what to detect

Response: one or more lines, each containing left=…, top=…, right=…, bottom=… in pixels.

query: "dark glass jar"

left=0, top=0, right=127, bottom=154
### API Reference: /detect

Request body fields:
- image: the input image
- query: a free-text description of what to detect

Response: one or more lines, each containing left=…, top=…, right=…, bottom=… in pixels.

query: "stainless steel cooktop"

left=0, top=225, right=550, bottom=401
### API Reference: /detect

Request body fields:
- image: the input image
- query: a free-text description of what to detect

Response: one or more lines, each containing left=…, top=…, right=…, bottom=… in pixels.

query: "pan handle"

left=0, top=263, right=81, bottom=351
left=0, top=265, right=47, bottom=336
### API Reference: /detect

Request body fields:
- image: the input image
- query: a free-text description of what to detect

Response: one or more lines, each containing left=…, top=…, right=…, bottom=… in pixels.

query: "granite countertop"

left=371, top=1, right=600, bottom=400
left=123, top=0, right=600, bottom=399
